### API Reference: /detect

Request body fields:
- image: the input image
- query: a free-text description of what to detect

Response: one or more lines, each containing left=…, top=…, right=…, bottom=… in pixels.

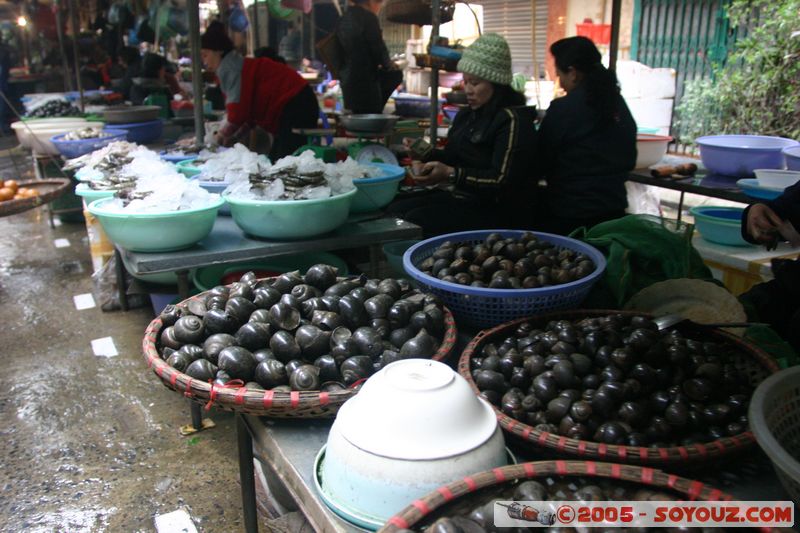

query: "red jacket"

left=226, top=57, right=308, bottom=134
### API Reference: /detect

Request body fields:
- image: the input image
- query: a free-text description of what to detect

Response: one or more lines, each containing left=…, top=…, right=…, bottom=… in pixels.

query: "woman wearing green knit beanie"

left=388, top=33, right=539, bottom=235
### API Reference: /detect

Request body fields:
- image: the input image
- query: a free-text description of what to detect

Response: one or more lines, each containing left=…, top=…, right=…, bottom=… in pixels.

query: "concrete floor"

left=0, top=142, right=245, bottom=531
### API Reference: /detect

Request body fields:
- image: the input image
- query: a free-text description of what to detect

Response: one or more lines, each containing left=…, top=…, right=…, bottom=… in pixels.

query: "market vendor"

left=538, top=36, right=637, bottom=235
left=388, top=33, right=538, bottom=236
left=200, top=21, right=319, bottom=159
left=740, top=182, right=800, bottom=351
left=336, top=0, right=402, bottom=114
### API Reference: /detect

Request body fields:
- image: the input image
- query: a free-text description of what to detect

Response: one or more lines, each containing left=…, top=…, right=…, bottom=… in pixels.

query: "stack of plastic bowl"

left=689, top=206, right=751, bottom=246
left=223, top=188, right=357, bottom=239
left=316, top=359, right=510, bottom=530
left=350, top=163, right=406, bottom=213
left=87, top=197, right=225, bottom=252
left=696, top=135, right=799, bottom=177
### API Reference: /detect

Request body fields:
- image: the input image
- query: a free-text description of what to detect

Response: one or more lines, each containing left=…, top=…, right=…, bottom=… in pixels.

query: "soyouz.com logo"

left=493, top=501, right=794, bottom=528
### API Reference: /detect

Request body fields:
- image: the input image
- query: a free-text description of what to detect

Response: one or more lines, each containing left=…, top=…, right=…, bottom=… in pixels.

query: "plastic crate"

left=403, top=230, right=606, bottom=329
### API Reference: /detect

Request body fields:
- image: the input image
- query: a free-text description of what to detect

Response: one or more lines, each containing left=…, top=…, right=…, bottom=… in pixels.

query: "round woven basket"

left=379, top=460, right=735, bottom=532
left=458, top=310, right=779, bottom=466
left=143, top=284, right=458, bottom=418
left=0, top=179, right=72, bottom=218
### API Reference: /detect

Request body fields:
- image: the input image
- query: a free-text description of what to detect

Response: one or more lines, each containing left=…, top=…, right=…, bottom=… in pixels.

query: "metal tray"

left=102, top=105, right=161, bottom=124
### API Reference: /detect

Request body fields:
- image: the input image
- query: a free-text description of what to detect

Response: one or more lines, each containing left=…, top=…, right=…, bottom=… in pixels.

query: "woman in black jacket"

left=389, top=33, right=538, bottom=236
left=336, top=0, right=401, bottom=113
left=538, top=36, right=637, bottom=235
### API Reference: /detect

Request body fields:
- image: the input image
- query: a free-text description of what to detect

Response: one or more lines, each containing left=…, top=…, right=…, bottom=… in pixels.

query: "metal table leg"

left=677, top=191, right=686, bottom=222
left=114, top=247, right=129, bottom=311
left=190, top=401, right=203, bottom=430
left=176, top=270, right=191, bottom=300
left=237, top=414, right=259, bottom=533
left=369, top=244, right=380, bottom=277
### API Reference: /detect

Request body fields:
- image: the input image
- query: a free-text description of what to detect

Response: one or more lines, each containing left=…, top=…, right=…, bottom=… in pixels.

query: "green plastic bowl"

left=382, top=239, right=420, bottom=277
left=75, top=183, right=115, bottom=202
left=87, top=197, right=224, bottom=252
left=193, top=252, right=349, bottom=291
left=351, top=163, right=405, bottom=213
left=176, top=158, right=202, bottom=178
left=224, top=188, right=357, bottom=239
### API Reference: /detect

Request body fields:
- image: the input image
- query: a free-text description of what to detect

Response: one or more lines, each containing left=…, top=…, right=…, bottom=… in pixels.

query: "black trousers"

left=386, top=190, right=515, bottom=238
left=270, top=84, right=320, bottom=161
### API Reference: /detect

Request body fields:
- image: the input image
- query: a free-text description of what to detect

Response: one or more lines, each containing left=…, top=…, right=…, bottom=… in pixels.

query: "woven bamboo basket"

left=143, top=283, right=458, bottom=418
left=379, top=460, right=736, bottom=532
left=0, top=179, right=72, bottom=217
left=458, top=310, right=779, bottom=466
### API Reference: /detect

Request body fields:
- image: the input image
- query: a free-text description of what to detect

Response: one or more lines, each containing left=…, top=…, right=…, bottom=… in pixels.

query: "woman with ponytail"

left=538, top=36, right=636, bottom=235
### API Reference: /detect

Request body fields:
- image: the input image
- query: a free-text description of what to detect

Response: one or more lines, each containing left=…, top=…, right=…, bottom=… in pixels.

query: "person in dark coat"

left=336, top=0, right=401, bottom=113
left=538, top=36, right=637, bottom=235
left=117, top=46, right=142, bottom=100
left=740, top=182, right=800, bottom=352
left=388, top=34, right=538, bottom=236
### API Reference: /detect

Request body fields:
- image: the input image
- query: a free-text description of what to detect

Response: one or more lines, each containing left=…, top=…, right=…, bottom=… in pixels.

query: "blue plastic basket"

left=50, top=128, right=128, bottom=159
left=403, top=230, right=607, bottom=329
left=112, top=119, right=164, bottom=144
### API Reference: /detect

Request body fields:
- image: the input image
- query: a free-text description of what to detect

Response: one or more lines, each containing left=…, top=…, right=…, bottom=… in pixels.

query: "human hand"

left=746, top=203, right=783, bottom=243
left=413, top=161, right=453, bottom=185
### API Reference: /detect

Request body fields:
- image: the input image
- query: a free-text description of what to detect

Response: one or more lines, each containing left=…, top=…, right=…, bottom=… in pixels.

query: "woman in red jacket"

left=200, top=21, right=319, bottom=159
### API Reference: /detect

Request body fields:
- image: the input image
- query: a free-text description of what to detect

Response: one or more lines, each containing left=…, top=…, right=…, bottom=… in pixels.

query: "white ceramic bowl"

left=753, top=169, right=800, bottom=190
left=635, top=134, right=672, bottom=169
left=318, top=359, right=509, bottom=528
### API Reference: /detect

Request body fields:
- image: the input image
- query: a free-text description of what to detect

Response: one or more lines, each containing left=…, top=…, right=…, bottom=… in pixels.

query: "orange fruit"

left=26, top=188, right=39, bottom=197
left=0, top=187, right=13, bottom=201
left=4, top=180, right=18, bottom=194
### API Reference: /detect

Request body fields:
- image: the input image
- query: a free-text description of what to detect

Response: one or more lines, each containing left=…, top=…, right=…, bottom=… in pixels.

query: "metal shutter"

left=476, top=0, right=548, bottom=78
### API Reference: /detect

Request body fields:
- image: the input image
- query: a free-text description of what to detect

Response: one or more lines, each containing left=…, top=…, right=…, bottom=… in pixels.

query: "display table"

left=240, top=416, right=791, bottom=533
left=692, top=235, right=800, bottom=295
left=115, top=215, right=423, bottom=310
left=627, top=155, right=752, bottom=221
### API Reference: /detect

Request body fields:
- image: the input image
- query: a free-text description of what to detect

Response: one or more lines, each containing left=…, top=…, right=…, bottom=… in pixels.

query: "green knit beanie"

left=457, top=33, right=513, bottom=85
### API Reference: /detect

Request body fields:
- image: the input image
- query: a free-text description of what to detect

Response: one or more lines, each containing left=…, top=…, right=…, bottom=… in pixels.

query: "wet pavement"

left=0, top=142, right=244, bottom=531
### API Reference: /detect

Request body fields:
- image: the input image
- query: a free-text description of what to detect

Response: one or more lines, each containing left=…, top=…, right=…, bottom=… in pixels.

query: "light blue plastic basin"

left=176, top=158, right=202, bottom=178
left=75, top=183, right=115, bottom=202
left=87, top=197, right=224, bottom=252
left=351, top=163, right=405, bottom=213
left=689, top=206, right=751, bottom=246
left=224, top=188, right=357, bottom=239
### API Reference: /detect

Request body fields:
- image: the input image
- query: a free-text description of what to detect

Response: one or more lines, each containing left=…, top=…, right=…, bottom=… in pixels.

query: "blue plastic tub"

left=689, top=206, right=751, bottom=246
left=351, top=163, right=405, bottom=213
left=190, top=176, right=231, bottom=215
left=111, top=119, right=164, bottom=144
left=50, top=128, right=128, bottom=159
left=403, top=230, right=607, bottom=328
left=696, top=135, right=799, bottom=177
left=160, top=151, right=196, bottom=163
left=784, top=146, right=800, bottom=171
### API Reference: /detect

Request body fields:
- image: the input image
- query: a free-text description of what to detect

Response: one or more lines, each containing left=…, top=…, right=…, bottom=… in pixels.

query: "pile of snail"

left=418, top=232, right=595, bottom=289
left=158, top=265, right=449, bottom=392
left=397, top=477, right=681, bottom=533
left=469, top=314, right=753, bottom=447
